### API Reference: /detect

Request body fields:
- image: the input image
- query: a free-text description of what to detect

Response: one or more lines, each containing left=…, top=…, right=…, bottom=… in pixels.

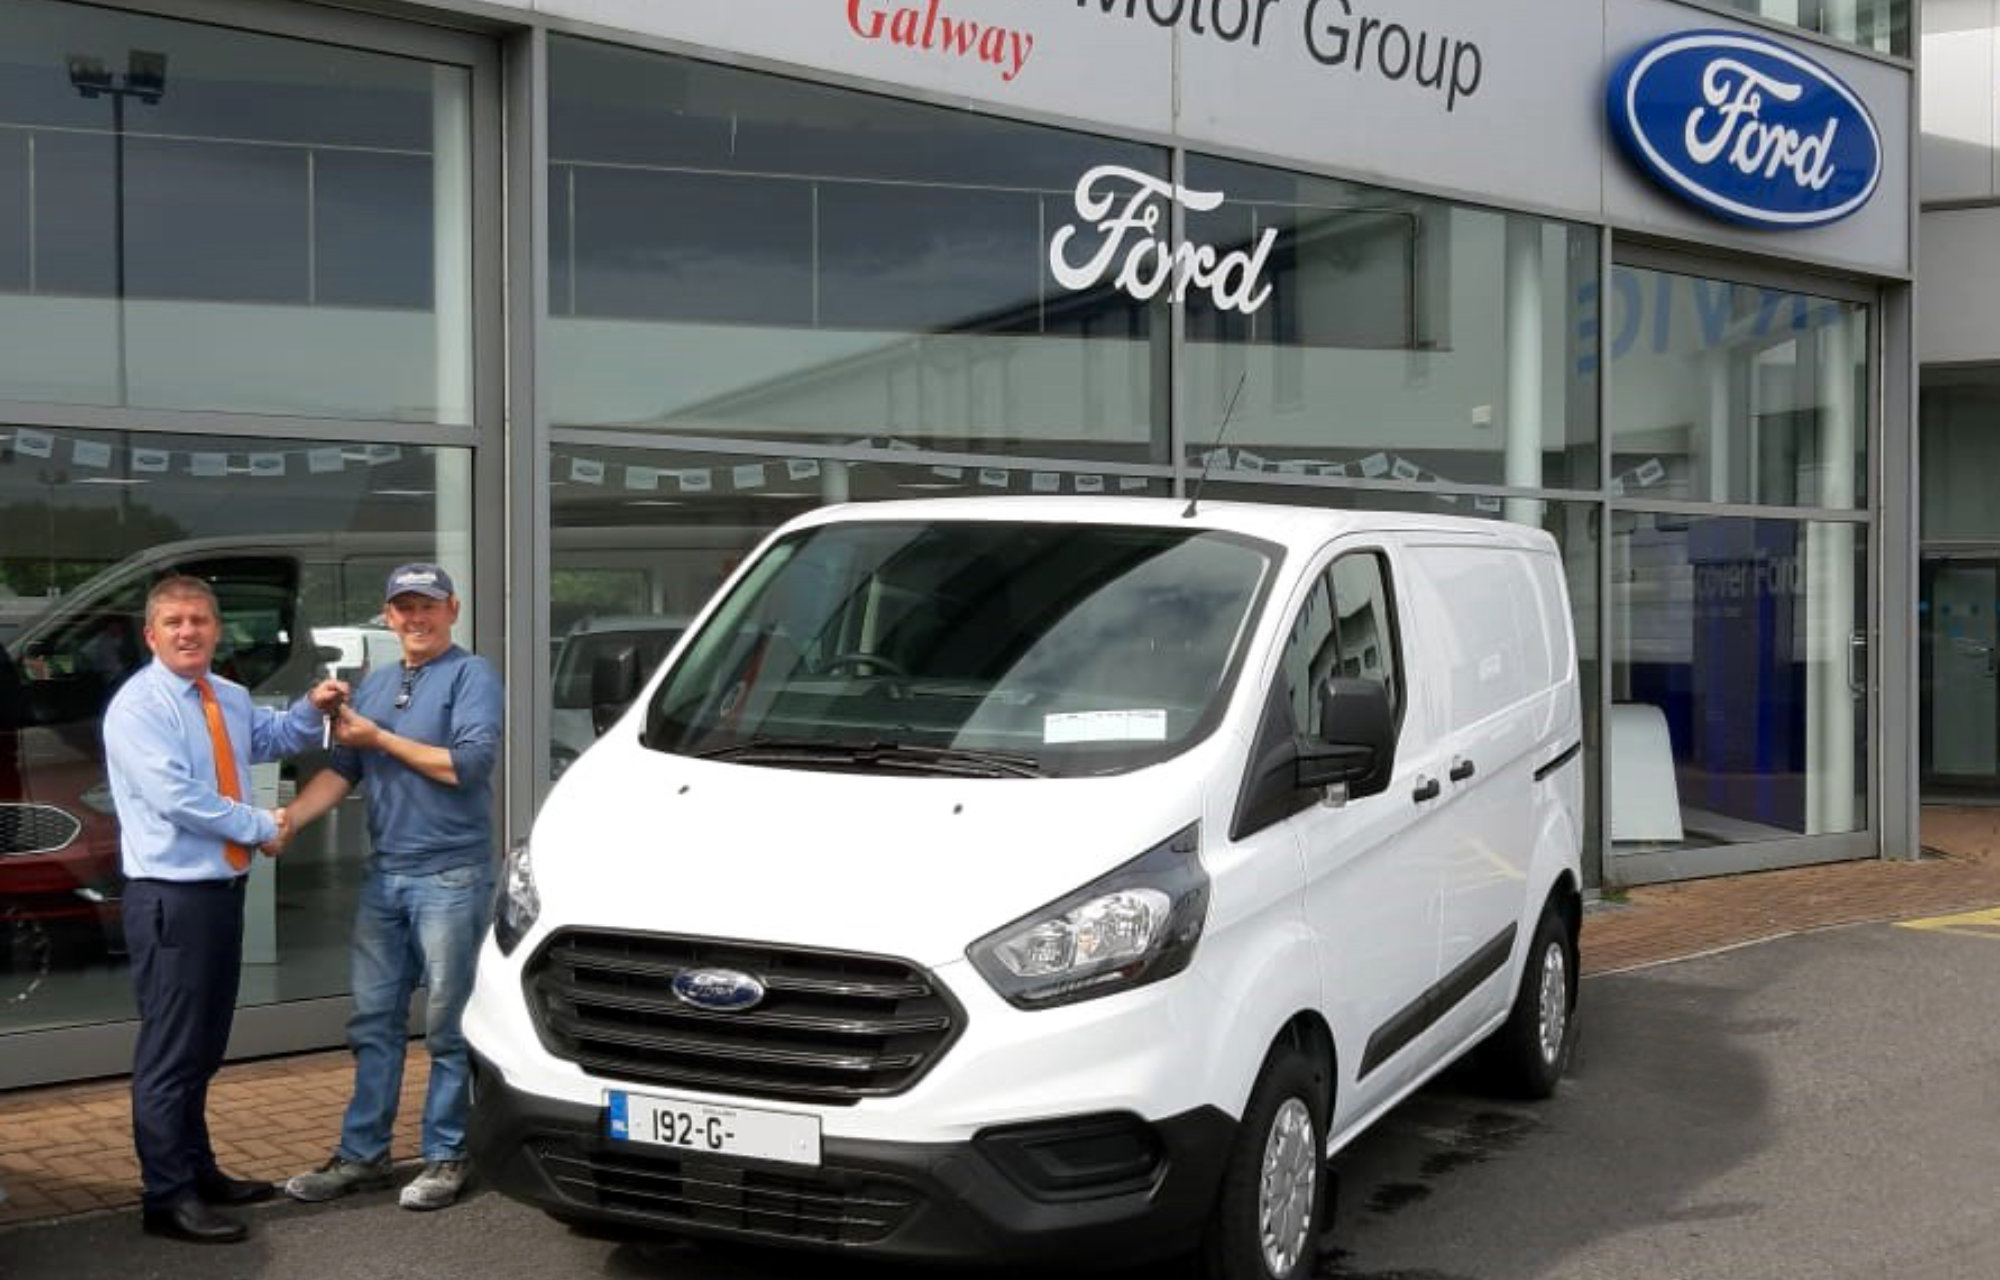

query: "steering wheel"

left=821, top=651, right=909, bottom=678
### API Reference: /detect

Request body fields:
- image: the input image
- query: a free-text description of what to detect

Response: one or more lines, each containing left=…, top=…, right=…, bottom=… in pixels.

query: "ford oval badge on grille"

left=671, top=968, right=766, bottom=1011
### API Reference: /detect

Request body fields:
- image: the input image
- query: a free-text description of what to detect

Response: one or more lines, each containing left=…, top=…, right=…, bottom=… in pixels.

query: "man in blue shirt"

left=280, top=563, right=502, bottom=1212
left=103, top=574, right=342, bottom=1245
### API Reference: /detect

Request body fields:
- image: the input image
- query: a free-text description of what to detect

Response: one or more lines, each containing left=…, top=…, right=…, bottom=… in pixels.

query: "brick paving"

left=5, top=804, right=2000, bottom=1230
left=0, top=1048, right=426, bottom=1229
left=1584, top=805, right=2000, bottom=973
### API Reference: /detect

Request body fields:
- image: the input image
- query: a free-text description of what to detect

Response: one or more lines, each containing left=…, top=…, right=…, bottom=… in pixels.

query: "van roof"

left=785, top=496, right=1555, bottom=554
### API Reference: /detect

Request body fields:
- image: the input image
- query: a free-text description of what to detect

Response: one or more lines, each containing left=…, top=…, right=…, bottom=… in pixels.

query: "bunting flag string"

left=5, top=426, right=1541, bottom=509
left=0, top=428, right=414, bottom=480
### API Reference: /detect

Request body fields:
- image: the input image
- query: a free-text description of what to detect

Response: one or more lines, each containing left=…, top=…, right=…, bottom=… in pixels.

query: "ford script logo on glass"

left=1048, top=165, right=1276, bottom=316
left=671, top=968, right=767, bottom=1012
left=1606, top=31, right=1881, bottom=230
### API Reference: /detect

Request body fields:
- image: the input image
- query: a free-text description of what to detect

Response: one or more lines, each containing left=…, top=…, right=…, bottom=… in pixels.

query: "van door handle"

left=1449, top=758, right=1475, bottom=783
left=1412, top=776, right=1441, bottom=803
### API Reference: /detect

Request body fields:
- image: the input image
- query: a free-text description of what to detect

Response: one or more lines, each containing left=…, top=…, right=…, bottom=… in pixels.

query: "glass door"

left=1922, top=557, right=2000, bottom=793
left=1604, top=258, right=1875, bottom=884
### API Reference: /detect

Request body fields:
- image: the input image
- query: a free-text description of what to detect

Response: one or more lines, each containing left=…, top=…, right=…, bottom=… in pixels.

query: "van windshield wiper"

left=693, top=737, right=1044, bottom=778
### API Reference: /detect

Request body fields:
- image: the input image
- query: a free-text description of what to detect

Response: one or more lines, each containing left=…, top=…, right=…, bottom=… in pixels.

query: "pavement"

left=6, top=803, right=2000, bottom=1233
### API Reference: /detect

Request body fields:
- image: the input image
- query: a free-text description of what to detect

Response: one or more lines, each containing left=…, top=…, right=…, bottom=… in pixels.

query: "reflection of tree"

left=0, top=501, right=188, bottom=597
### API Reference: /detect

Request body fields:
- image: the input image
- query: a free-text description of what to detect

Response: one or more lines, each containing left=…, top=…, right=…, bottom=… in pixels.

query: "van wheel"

left=1480, top=903, right=1576, bottom=1099
left=1200, top=1043, right=1328, bottom=1280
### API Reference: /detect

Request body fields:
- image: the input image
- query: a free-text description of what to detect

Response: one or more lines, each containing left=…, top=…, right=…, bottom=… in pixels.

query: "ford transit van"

left=465, top=497, right=1583, bottom=1280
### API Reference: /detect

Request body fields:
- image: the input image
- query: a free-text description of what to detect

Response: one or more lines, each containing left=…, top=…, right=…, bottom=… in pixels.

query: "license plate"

left=606, top=1090, right=822, bottom=1166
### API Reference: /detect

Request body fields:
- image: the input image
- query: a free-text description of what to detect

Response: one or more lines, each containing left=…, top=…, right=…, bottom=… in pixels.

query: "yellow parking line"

left=1897, top=906, right=2000, bottom=938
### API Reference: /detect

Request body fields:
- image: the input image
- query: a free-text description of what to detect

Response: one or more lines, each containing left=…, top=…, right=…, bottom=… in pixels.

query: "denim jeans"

left=337, top=862, right=493, bottom=1165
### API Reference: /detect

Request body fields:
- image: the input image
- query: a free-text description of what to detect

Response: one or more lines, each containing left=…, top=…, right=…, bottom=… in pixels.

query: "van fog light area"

left=968, top=824, right=1206, bottom=1009
left=974, top=1113, right=1166, bottom=1201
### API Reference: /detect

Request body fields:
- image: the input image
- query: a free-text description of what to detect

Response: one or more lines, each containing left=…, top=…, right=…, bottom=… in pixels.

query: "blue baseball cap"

left=384, top=563, right=455, bottom=602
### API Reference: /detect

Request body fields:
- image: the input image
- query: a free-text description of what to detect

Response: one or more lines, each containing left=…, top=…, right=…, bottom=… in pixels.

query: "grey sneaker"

left=284, top=1154, right=394, bottom=1203
left=398, top=1159, right=468, bottom=1211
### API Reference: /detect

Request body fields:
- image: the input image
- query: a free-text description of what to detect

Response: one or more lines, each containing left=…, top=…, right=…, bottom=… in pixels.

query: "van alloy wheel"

left=1202, top=1042, right=1328, bottom=1280
left=1536, top=938, right=1569, bottom=1067
left=1258, top=1097, right=1318, bottom=1276
left=1476, top=901, right=1577, bottom=1100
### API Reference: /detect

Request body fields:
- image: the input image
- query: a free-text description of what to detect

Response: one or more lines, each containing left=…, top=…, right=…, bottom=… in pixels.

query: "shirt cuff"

left=287, top=696, right=322, bottom=733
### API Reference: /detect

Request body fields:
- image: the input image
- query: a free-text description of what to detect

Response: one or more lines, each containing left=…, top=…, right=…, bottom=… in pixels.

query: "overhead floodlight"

left=125, top=50, right=167, bottom=103
left=65, top=54, right=112, bottom=97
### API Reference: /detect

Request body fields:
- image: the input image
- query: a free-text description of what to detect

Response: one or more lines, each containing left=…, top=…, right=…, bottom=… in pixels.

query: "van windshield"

left=641, top=520, right=1277, bottom=777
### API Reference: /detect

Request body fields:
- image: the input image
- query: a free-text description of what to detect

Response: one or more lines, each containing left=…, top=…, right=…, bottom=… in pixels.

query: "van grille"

left=523, top=930, right=964, bottom=1105
left=0, top=804, right=82, bottom=857
left=531, top=1139, right=919, bottom=1243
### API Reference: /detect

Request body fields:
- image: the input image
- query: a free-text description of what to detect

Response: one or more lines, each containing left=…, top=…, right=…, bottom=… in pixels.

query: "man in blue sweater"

left=280, top=563, right=502, bottom=1212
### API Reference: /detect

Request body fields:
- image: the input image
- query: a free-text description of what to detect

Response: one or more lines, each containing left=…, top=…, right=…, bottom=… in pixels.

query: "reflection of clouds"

left=995, top=542, right=1260, bottom=706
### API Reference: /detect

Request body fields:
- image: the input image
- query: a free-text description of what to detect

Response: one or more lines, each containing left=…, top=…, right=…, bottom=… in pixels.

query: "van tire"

left=1200, top=1042, right=1329, bottom=1280
left=1480, top=903, right=1576, bottom=1099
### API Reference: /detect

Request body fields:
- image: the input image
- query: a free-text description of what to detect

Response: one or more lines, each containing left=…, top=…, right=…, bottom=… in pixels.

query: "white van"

left=464, top=497, right=1583, bottom=1280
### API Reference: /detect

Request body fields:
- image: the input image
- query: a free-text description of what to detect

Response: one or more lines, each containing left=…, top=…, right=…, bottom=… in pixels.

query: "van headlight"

left=493, top=838, right=541, bottom=956
left=968, top=823, right=1207, bottom=1009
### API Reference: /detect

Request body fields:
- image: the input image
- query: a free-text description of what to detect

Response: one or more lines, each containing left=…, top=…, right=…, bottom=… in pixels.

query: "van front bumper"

left=469, top=1053, right=1235, bottom=1265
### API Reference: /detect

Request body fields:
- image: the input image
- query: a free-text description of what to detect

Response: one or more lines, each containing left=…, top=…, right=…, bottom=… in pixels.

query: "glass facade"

left=1605, top=267, right=1869, bottom=509
left=1606, top=268, right=1872, bottom=870
left=1181, top=155, right=1601, bottom=494
left=0, top=1, right=1900, bottom=1084
left=546, top=38, right=1168, bottom=462
left=1918, top=367, right=2000, bottom=792
left=1710, top=0, right=1909, bottom=56
left=541, top=39, right=1613, bottom=861
left=1609, top=512, right=1869, bottom=847
left=0, top=0, right=484, bottom=1083
left=0, top=0, right=473, bottom=420
left=0, top=428, right=470, bottom=1032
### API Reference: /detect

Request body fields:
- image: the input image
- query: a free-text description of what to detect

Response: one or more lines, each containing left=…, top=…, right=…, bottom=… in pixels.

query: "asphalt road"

left=5, top=919, right=1997, bottom=1280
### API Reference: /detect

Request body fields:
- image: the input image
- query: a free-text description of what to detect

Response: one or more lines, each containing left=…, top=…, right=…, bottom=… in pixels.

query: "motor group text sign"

left=844, top=0, right=1484, bottom=109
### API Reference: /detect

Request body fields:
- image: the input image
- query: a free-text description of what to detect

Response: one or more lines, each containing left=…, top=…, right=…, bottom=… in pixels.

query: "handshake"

left=260, top=806, right=294, bottom=857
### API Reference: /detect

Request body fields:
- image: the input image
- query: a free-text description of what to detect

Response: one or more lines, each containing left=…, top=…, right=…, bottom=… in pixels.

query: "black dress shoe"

left=195, top=1170, right=275, bottom=1206
left=142, top=1197, right=248, bottom=1244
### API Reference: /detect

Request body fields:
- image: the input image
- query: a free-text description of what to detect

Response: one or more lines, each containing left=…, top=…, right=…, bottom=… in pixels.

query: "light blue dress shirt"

left=102, top=658, right=323, bottom=882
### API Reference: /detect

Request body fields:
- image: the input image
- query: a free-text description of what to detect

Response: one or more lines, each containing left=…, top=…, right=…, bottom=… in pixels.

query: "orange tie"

left=194, top=676, right=252, bottom=873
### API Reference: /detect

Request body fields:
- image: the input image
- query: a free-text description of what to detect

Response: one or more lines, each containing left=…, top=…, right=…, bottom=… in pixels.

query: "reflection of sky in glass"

left=986, top=537, right=1267, bottom=713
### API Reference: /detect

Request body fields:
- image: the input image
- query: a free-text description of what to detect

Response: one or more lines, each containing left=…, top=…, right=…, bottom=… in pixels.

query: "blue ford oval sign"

left=671, top=968, right=766, bottom=1012
left=1607, top=31, right=1881, bottom=230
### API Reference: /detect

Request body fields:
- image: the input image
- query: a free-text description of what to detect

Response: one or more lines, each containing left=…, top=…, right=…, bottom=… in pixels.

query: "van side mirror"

left=589, top=644, right=642, bottom=736
left=1297, top=677, right=1395, bottom=799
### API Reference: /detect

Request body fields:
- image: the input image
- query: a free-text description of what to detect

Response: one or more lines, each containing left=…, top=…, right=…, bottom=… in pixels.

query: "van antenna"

left=1182, top=372, right=1248, bottom=519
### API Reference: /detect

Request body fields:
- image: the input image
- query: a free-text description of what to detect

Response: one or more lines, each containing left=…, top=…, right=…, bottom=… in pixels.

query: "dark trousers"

left=124, top=876, right=245, bottom=1209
